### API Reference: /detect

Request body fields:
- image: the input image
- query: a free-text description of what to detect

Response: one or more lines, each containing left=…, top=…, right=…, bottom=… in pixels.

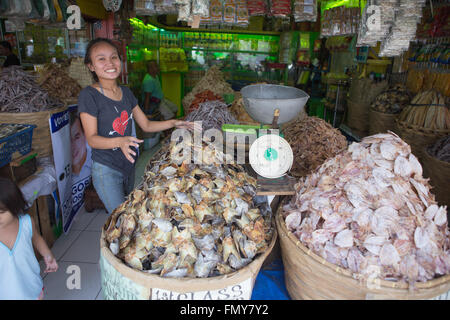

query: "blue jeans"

left=91, top=161, right=135, bottom=214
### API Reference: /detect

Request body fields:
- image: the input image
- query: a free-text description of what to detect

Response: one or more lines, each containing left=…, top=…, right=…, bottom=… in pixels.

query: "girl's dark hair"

left=0, top=178, right=26, bottom=217
left=84, top=38, right=121, bottom=83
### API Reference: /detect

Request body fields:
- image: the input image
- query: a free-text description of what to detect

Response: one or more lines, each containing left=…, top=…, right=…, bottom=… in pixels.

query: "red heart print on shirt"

left=112, top=110, right=128, bottom=136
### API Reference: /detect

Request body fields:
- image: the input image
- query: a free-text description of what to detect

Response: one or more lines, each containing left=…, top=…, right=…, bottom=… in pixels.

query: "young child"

left=78, top=38, right=196, bottom=214
left=0, top=178, right=58, bottom=300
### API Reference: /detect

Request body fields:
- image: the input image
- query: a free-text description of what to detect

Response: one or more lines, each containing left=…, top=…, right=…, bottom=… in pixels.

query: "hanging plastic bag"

left=192, top=0, right=209, bottom=17
left=46, top=0, right=57, bottom=22
left=135, top=0, right=156, bottom=15
left=247, top=0, right=267, bottom=16
left=223, top=0, right=236, bottom=25
left=175, top=0, right=191, bottom=22
left=270, top=0, right=291, bottom=18
left=28, top=0, right=42, bottom=20
left=293, top=0, right=317, bottom=22
left=236, top=0, right=249, bottom=26
left=0, top=0, right=10, bottom=15
left=209, top=0, right=223, bottom=25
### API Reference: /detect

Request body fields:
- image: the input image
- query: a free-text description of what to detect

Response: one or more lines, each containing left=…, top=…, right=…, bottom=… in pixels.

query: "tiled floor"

left=40, top=143, right=161, bottom=300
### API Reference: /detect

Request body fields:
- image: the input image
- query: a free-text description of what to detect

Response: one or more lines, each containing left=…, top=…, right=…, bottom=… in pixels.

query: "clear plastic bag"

left=192, top=0, right=209, bottom=17
left=247, top=0, right=267, bottom=16
left=134, top=0, right=156, bottom=15
left=293, top=0, right=317, bottom=22
left=175, top=0, right=191, bottom=22
left=270, top=0, right=291, bottom=18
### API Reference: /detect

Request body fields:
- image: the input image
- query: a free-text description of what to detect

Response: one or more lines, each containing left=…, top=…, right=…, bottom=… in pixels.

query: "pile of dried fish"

left=283, top=116, right=348, bottom=178
left=398, top=90, right=450, bottom=130
left=427, top=136, right=450, bottom=163
left=371, top=84, right=411, bottom=114
left=229, top=92, right=259, bottom=125
left=182, top=66, right=234, bottom=111
left=0, top=66, right=63, bottom=113
left=187, top=90, right=223, bottom=115
left=283, top=132, right=450, bottom=285
left=0, top=124, right=28, bottom=140
left=37, top=64, right=82, bottom=101
left=185, top=100, right=238, bottom=131
left=104, top=141, right=273, bottom=278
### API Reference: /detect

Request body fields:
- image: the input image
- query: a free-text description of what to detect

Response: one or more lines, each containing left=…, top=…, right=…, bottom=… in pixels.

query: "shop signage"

left=151, top=278, right=253, bottom=300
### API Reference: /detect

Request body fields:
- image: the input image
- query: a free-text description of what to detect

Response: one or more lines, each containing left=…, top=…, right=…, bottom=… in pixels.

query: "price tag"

left=151, top=278, right=253, bottom=300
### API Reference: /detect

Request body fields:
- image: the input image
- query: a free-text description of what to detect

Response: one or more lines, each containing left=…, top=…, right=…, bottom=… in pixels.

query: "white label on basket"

left=151, top=278, right=253, bottom=300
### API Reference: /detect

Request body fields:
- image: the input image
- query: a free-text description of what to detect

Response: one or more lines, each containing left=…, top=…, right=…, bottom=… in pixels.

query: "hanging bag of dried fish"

left=282, top=116, right=347, bottom=178
left=277, top=132, right=450, bottom=299
left=421, top=136, right=450, bottom=211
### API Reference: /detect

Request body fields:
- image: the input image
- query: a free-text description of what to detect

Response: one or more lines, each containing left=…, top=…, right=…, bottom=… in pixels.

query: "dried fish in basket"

left=283, top=131, right=450, bottom=286
left=37, top=63, right=82, bottom=101
left=104, top=139, right=274, bottom=278
left=283, top=116, right=347, bottom=178
left=0, top=66, right=63, bottom=113
left=184, top=100, right=238, bottom=131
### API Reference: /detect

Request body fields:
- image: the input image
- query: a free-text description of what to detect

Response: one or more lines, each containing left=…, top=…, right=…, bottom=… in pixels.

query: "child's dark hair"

left=0, top=178, right=26, bottom=217
left=84, top=38, right=121, bottom=82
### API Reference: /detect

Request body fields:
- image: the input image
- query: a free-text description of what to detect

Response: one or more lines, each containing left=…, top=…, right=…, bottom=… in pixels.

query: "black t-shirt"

left=3, top=54, right=20, bottom=67
left=77, top=85, right=139, bottom=176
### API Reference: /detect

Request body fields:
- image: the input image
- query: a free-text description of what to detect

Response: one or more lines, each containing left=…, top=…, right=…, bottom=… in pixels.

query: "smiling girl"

left=78, top=38, right=195, bottom=214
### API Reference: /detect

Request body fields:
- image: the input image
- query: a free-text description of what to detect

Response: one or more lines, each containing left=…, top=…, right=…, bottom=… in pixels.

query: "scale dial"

left=249, top=134, right=293, bottom=179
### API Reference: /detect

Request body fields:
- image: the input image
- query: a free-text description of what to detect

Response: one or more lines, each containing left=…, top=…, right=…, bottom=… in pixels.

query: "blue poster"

left=49, top=108, right=73, bottom=233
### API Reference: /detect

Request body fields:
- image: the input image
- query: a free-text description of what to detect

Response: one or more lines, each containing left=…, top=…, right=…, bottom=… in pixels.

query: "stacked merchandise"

left=293, top=0, right=317, bottom=22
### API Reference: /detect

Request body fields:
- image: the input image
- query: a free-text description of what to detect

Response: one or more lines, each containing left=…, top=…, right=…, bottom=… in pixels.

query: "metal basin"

left=241, top=84, right=310, bottom=125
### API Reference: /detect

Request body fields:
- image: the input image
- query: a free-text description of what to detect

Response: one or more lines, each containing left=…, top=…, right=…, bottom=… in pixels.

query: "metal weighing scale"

left=229, top=84, right=310, bottom=196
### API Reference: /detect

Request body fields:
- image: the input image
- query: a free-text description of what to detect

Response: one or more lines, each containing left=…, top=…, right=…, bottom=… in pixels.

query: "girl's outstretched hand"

left=44, top=254, right=58, bottom=273
left=173, top=120, right=200, bottom=132
left=118, top=136, right=143, bottom=163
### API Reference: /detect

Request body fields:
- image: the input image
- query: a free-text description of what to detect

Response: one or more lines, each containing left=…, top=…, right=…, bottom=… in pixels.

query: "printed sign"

left=151, top=278, right=253, bottom=300
left=50, top=108, right=73, bottom=233
left=68, top=105, right=92, bottom=229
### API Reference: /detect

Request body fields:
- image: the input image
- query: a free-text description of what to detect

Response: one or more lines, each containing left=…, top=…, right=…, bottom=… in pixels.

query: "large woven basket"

left=276, top=205, right=450, bottom=300
left=99, top=223, right=277, bottom=300
left=368, top=109, right=399, bottom=135
left=0, top=105, right=67, bottom=158
left=396, top=120, right=449, bottom=162
left=422, top=147, right=450, bottom=210
left=346, top=99, right=369, bottom=135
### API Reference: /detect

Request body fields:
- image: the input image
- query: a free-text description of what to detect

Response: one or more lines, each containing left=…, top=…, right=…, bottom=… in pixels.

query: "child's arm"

left=31, top=217, right=58, bottom=273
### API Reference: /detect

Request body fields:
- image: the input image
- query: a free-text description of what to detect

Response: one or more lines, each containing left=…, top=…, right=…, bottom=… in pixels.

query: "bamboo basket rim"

left=396, top=119, right=450, bottom=135
left=0, top=104, right=67, bottom=116
left=423, top=146, right=450, bottom=168
left=275, top=201, right=450, bottom=291
left=369, top=108, right=401, bottom=116
left=100, top=221, right=277, bottom=291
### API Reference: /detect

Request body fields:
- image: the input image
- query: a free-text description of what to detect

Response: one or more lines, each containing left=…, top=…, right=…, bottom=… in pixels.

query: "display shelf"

left=184, top=47, right=278, bottom=55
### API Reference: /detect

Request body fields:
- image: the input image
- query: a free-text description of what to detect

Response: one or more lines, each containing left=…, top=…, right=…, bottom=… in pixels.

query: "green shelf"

left=183, top=47, right=278, bottom=55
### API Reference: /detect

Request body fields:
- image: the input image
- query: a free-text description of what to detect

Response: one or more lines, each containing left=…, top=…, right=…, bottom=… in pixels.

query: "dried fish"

left=283, top=116, right=348, bottom=178
left=105, top=141, right=273, bottom=277
left=284, top=132, right=450, bottom=284
left=184, top=100, right=238, bottom=132
left=0, top=66, right=63, bottom=112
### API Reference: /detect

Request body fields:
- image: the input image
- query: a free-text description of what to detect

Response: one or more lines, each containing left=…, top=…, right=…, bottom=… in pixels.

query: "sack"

left=159, top=98, right=177, bottom=120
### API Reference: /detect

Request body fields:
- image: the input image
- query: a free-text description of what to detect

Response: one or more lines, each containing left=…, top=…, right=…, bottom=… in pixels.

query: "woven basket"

left=99, top=226, right=277, bottom=300
left=422, top=148, right=450, bottom=210
left=368, top=109, right=399, bottom=135
left=275, top=205, right=450, bottom=300
left=346, top=99, right=369, bottom=135
left=0, top=105, right=67, bottom=158
left=395, top=120, right=449, bottom=162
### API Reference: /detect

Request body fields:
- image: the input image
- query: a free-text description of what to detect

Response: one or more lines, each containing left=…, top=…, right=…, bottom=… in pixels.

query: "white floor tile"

left=70, top=207, right=98, bottom=231
left=60, top=230, right=101, bottom=264
left=51, top=229, right=83, bottom=261
left=43, top=261, right=101, bottom=300
left=85, top=210, right=109, bottom=232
